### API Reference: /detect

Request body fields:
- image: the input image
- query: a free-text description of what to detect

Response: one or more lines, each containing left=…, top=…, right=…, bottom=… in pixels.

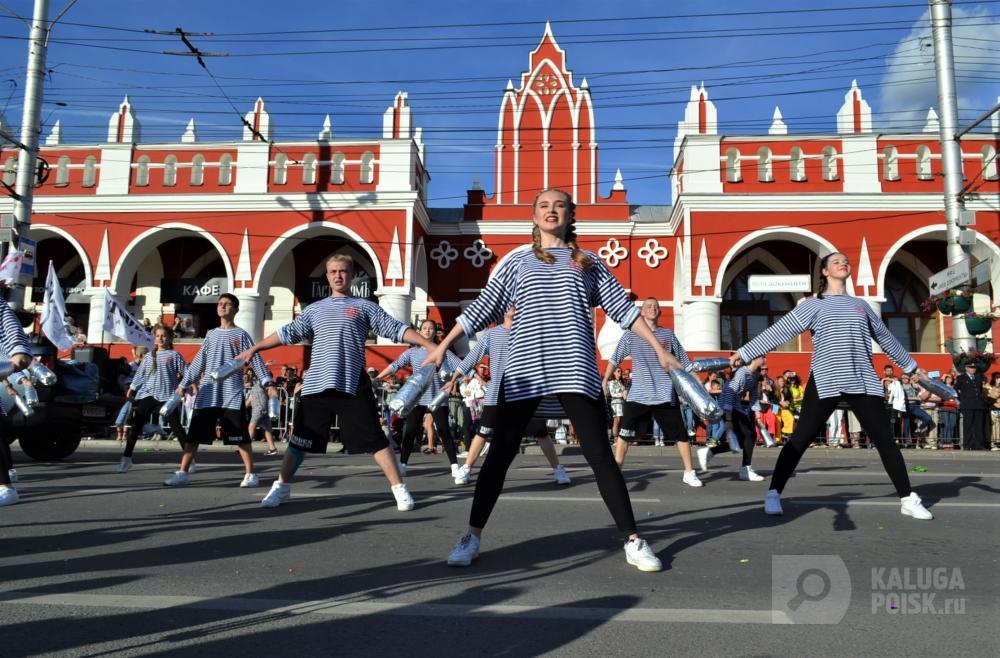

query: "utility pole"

left=928, top=0, right=975, bottom=353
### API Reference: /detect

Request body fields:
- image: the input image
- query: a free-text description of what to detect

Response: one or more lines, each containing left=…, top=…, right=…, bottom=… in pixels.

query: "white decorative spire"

left=506, top=79, right=515, bottom=91
left=768, top=106, right=787, bottom=135
left=694, top=239, right=712, bottom=293
left=181, top=118, right=197, bottom=143
left=95, top=229, right=111, bottom=283
left=923, top=107, right=940, bottom=133
left=107, top=96, right=140, bottom=143
left=44, top=120, right=62, bottom=145
left=385, top=228, right=404, bottom=281
left=243, top=97, right=272, bottom=141
left=580, top=77, right=589, bottom=91
left=612, top=168, right=624, bottom=191
left=856, top=237, right=875, bottom=293
left=992, top=96, right=999, bottom=133
left=235, top=229, right=253, bottom=283
left=674, top=83, right=717, bottom=162
left=318, top=114, right=333, bottom=140
left=836, top=80, right=872, bottom=134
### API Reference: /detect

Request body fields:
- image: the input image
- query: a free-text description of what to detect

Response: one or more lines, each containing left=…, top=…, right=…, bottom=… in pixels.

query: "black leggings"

left=771, top=377, right=911, bottom=497
left=0, top=437, right=12, bottom=486
left=710, top=411, right=756, bottom=466
left=400, top=405, right=457, bottom=465
left=123, top=397, right=188, bottom=459
left=469, top=388, right=637, bottom=536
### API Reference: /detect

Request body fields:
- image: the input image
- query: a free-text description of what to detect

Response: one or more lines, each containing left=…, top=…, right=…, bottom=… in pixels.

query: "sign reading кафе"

left=160, top=277, right=229, bottom=304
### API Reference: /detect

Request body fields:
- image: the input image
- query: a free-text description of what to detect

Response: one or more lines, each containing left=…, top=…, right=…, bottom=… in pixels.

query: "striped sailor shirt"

left=0, top=302, right=30, bottom=418
left=738, top=294, right=916, bottom=399
left=609, top=326, right=691, bottom=406
left=457, top=247, right=640, bottom=402
left=388, top=347, right=461, bottom=406
left=721, top=367, right=760, bottom=416
left=129, top=349, right=186, bottom=402
left=180, top=327, right=272, bottom=410
left=278, top=296, right=409, bottom=396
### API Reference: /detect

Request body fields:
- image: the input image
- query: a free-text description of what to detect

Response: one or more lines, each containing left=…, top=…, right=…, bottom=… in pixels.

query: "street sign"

left=971, top=260, right=991, bottom=287
left=747, top=274, right=811, bottom=293
left=928, top=258, right=970, bottom=294
left=18, top=236, right=35, bottom=278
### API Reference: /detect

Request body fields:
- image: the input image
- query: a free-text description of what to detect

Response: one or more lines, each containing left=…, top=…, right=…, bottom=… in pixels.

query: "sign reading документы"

left=747, top=274, right=811, bottom=293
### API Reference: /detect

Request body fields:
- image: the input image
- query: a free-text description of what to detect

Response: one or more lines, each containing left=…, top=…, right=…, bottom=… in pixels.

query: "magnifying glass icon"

left=787, top=568, right=832, bottom=611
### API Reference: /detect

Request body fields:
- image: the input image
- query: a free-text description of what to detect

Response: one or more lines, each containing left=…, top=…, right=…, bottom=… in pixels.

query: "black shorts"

left=619, top=401, right=687, bottom=443
left=188, top=406, right=251, bottom=446
left=288, top=374, right=388, bottom=455
left=478, top=405, right=548, bottom=440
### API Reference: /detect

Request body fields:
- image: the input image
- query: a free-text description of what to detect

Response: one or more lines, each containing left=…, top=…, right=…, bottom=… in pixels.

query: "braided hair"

left=149, top=324, right=174, bottom=374
left=530, top=188, right=594, bottom=270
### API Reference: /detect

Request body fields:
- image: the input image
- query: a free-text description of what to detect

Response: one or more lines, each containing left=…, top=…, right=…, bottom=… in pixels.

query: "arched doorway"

left=30, top=232, right=91, bottom=339
left=882, top=261, right=937, bottom=352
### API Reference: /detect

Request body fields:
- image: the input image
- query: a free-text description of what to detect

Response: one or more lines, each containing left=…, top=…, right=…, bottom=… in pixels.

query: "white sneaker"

left=682, top=470, right=703, bottom=488
left=624, top=538, right=662, bottom=572
left=392, top=482, right=415, bottom=511
left=696, top=446, right=713, bottom=472
left=116, top=457, right=132, bottom=473
left=739, top=465, right=764, bottom=482
left=454, top=464, right=471, bottom=485
left=261, top=481, right=290, bottom=508
left=900, top=492, right=933, bottom=520
left=655, top=439, right=665, bottom=447
left=7, top=468, right=17, bottom=483
left=764, top=489, right=783, bottom=515
left=450, top=463, right=461, bottom=479
left=0, top=487, right=19, bottom=506
left=163, top=471, right=189, bottom=486
left=447, top=533, right=480, bottom=567
left=240, top=473, right=260, bottom=488
left=188, top=461, right=198, bottom=474
left=399, top=462, right=407, bottom=477
left=553, top=464, right=571, bottom=485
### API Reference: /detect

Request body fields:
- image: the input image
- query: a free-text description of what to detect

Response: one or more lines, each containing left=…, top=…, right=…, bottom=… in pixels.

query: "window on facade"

left=135, top=155, right=150, bottom=186
left=360, top=151, right=375, bottom=184
left=218, top=154, right=233, bottom=185
left=82, top=156, right=97, bottom=187
left=822, top=146, right=838, bottom=181
left=2, top=157, right=15, bottom=186
left=725, top=148, right=741, bottom=183
left=190, top=154, right=205, bottom=186
left=331, top=152, right=345, bottom=184
left=882, top=262, right=936, bottom=352
left=720, top=263, right=797, bottom=352
left=55, top=156, right=70, bottom=186
left=273, top=153, right=287, bottom=185
left=302, top=153, right=317, bottom=185
left=883, top=146, right=899, bottom=181
left=982, top=145, right=998, bottom=181
left=790, top=147, right=805, bottom=182
left=916, top=145, right=932, bottom=180
left=163, top=155, right=177, bottom=186
left=757, top=147, right=773, bottom=183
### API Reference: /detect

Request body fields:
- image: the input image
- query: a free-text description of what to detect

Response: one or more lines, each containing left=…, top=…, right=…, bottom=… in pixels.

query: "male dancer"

left=697, top=357, right=767, bottom=481
left=0, top=300, right=37, bottom=506
left=238, top=254, right=438, bottom=510
left=603, top=297, right=702, bottom=487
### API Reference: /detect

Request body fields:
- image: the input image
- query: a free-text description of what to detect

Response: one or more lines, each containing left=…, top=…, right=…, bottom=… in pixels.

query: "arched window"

left=725, top=148, right=742, bottom=183
left=981, top=145, right=997, bottom=181
left=790, top=146, right=805, bottom=182
left=883, top=261, right=936, bottom=352
left=822, top=146, right=838, bottom=181
left=302, top=153, right=317, bottom=185
left=721, top=262, right=797, bottom=351
left=163, top=155, right=177, bottom=186
left=331, top=152, right=345, bottom=185
left=757, top=147, right=772, bottom=182
left=190, top=154, right=205, bottom=186
left=55, top=156, right=70, bottom=186
left=218, top=154, right=233, bottom=185
left=883, top=146, right=899, bottom=181
left=916, top=145, right=932, bottom=180
left=273, top=153, right=287, bottom=185
left=360, top=151, right=375, bottom=184
left=135, top=155, right=150, bottom=186
left=2, top=157, right=15, bottom=186
left=82, top=156, right=97, bottom=187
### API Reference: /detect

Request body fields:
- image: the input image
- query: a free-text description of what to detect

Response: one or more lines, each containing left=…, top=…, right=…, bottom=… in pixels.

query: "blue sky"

left=0, top=0, right=997, bottom=206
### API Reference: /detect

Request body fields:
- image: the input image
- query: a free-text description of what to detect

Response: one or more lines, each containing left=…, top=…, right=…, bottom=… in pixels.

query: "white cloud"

left=877, top=5, right=1000, bottom=131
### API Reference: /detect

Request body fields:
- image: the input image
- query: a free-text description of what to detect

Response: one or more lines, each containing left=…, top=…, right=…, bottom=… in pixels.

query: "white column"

left=85, top=287, right=109, bottom=344
left=376, top=292, right=411, bottom=345
left=234, top=290, right=264, bottom=342
left=682, top=299, right=721, bottom=350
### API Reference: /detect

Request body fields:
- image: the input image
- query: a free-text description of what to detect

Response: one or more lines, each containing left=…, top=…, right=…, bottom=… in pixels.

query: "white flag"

left=0, top=250, right=24, bottom=285
left=102, top=288, right=153, bottom=348
left=40, top=261, right=76, bottom=350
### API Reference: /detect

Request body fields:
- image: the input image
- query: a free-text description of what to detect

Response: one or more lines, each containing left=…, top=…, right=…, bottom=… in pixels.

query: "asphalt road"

left=2, top=440, right=998, bottom=657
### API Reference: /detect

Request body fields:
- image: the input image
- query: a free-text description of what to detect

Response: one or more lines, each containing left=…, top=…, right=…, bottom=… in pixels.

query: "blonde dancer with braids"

left=426, top=188, right=681, bottom=572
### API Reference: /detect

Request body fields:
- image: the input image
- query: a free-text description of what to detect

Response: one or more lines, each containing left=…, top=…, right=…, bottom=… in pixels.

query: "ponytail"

left=564, top=220, right=594, bottom=270
left=816, top=253, right=835, bottom=299
left=531, top=224, right=556, bottom=265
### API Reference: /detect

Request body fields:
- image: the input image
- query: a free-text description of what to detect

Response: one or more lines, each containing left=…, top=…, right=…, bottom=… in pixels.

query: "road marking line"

left=250, top=492, right=663, bottom=504
left=0, top=591, right=787, bottom=624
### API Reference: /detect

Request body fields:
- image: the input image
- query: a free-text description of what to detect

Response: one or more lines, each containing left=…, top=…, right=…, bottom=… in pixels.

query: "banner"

left=0, top=250, right=24, bottom=285
left=102, top=288, right=153, bottom=348
left=40, top=262, right=76, bottom=350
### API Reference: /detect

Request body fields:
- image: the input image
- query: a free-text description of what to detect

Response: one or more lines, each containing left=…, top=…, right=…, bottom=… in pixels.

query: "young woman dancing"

left=731, top=252, right=933, bottom=520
